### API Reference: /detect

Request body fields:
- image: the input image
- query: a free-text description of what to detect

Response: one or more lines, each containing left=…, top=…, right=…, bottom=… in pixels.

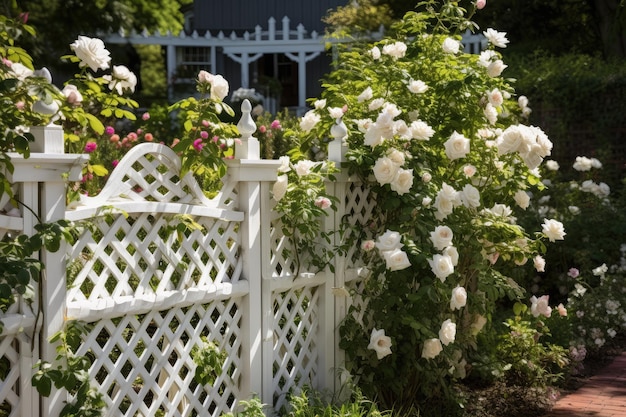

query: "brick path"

left=544, top=351, right=626, bottom=416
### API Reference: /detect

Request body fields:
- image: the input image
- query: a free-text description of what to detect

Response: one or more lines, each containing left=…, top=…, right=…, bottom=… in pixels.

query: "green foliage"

left=493, top=303, right=569, bottom=387
left=221, top=396, right=267, bottom=417
left=271, top=157, right=340, bottom=275
left=285, top=386, right=392, bottom=417
left=509, top=53, right=626, bottom=190
left=192, top=337, right=227, bottom=387
left=255, top=110, right=301, bottom=160
left=32, top=321, right=106, bottom=417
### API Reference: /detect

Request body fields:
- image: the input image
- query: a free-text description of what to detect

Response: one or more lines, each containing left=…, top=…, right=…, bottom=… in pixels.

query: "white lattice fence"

left=64, top=143, right=249, bottom=417
left=0, top=185, right=40, bottom=417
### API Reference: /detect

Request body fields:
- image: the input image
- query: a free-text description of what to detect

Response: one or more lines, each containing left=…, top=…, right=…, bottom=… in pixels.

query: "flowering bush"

left=280, top=1, right=570, bottom=413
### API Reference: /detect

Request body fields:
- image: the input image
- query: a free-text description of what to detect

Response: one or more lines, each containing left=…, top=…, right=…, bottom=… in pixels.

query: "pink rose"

left=84, top=142, right=97, bottom=153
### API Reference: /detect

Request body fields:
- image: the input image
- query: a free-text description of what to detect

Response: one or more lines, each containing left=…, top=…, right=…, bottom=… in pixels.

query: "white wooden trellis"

left=0, top=104, right=377, bottom=417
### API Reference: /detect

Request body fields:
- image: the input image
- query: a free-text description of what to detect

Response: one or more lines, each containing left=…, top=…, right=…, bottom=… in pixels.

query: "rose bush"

left=276, top=0, right=573, bottom=414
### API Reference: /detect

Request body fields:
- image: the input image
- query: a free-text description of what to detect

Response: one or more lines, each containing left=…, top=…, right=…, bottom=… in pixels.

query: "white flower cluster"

left=573, top=156, right=602, bottom=171
left=497, top=124, right=553, bottom=170
left=375, top=229, right=411, bottom=271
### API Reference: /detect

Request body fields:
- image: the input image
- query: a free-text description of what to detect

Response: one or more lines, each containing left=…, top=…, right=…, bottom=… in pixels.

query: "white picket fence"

left=0, top=104, right=375, bottom=417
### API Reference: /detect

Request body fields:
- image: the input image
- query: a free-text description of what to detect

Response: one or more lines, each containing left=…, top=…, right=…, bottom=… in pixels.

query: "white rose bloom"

left=442, top=37, right=461, bottom=54
left=483, top=103, right=498, bottom=125
left=369, top=46, right=381, bottom=60
left=300, top=110, right=321, bottom=132
left=367, top=328, right=392, bottom=359
left=488, top=203, right=514, bottom=219
left=487, top=88, right=504, bottom=107
left=530, top=295, right=552, bottom=318
left=394, top=119, right=411, bottom=140
left=533, top=255, right=546, bottom=272
left=355, top=118, right=373, bottom=132
left=408, top=79, right=428, bottom=94
left=313, top=99, right=327, bottom=109
left=450, top=286, right=467, bottom=310
left=514, top=190, right=530, bottom=209
left=209, top=74, right=229, bottom=101
left=430, top=225, right=454, bottom=250
left=443, top=246, right=459, bottom=266
left=434, top=183, right=461, bottom=219
left=596, top=182, right=610, bottom=198
left=422, top=196, right=432, bottom=206
left=573, top=156, right=594, bottom=171
left=461, top=184, right=481, bottom=208
left=390, top=168, right=414, bottom=195
left=376, top=229, right=403, bottom=252
left=439, top=319, right=456, bottom=346
left=382, top=41, right=407, bottom=59
left=387, top=149, right=405, bottom=166
left=70, top=35, right=111, bottom=71
left=103, top=65, right=137, bottom=95
left=444, top=131, right=471, bottom=160
left=328, top=106, right=344, bottom=119
left=568, top=205, right=581, bottom=215
left=541, top=218, right=566, bottom=242
left=383, top=248, right=411, bottom=271
left=294, top=159, right=316, bottom=176
left=483, top=28, right=509, bottom=48
left=272, top=175, right=288, bottom=201
left=545, top=160, right=560, bottom=171
left=62, top=84, right=83, bottom=105
left=428, top=254, right=454, bottom=282
left=422, top=338, right=443, bottom=359
left=409, top=120, right=435, bottom=140
left=368, top=98, right=385, bottom=111
left=373, top=156, right=399, bottom=185
left=357, top=86, right=373, bottom=102
left=197, top=70, right=212, bottom=84
left=277, top=156, right=291, bottom=173
left=590, top=158, right=602, bottom=169
left=364, top=125, right=385, bottom=147
left=518, top=95, right=529, bottom=109
left=497, top=125, right=526, bottom=155
left=487, top=60, right=507, bottom=77
left=478, top=50, right=497, bottom=67
left=9, top=62, right=34, bottom=81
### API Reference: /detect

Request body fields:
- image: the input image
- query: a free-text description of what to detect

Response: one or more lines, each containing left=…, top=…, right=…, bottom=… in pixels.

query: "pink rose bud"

left=84, top=142, right=97, bottom=153
left=193, top=138, right=204, bottom=152
left=142, top=112, right=150, bottom=121
left=144, top=133, right=154, bottom=142
left=259, top=125, right=267, bottom=133
left=105, top=126, right=115, bottom=135
left=476, top=0, right=486, bottom=9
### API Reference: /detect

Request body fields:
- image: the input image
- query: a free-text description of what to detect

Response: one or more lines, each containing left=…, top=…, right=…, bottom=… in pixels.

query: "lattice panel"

left=75, top=298, right=243, bottom=417
left=0, top=336, right=21, bottom=417
left=272, top=286, right=319, bottom=409
left=67, top=212, right=241, bottom=303
left=268, top=206, right=299, bottom=279
left=343, top=182, right=377, bottom=268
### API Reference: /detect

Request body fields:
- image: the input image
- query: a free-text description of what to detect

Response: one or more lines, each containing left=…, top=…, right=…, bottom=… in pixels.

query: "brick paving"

left=544, top=352, right=626, bottom=417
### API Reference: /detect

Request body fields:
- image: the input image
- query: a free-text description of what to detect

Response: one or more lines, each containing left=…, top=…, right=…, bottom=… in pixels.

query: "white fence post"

left=14, top=125, right=87, bottom=417
left=232, top=100, right=264, bottom=405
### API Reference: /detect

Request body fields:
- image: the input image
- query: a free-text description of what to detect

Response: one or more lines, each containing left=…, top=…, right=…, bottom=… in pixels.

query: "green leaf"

left=85, top=113, right=105, bottom=135
left=89, top=164, right=109, bottom=177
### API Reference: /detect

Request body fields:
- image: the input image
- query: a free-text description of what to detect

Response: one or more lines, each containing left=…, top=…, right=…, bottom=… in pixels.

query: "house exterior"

left=107, top=0, right=347, bottom=113
left=105, top=1, right=484, bottom=113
